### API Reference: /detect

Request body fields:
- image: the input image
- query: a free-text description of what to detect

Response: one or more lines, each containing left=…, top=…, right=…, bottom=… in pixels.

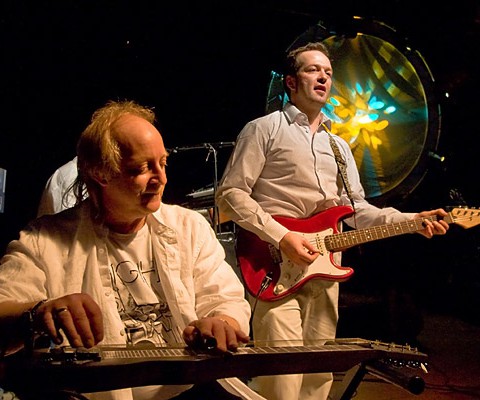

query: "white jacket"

left=0, top=201, right=264, bottom=400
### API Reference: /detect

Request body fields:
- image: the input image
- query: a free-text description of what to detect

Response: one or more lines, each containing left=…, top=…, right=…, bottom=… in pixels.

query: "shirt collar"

left=282, top=102, right=332, bottom=131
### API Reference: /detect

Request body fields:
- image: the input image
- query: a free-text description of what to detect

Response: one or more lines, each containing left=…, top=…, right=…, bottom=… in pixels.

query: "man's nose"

left=152, top=164, right=167, bottom=183
left=157, top=169, right=167, bottom=184
left=317, top=73, right=327, bottom=83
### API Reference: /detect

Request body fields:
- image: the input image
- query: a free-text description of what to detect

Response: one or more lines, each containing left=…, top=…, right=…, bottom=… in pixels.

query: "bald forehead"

left=112, top=113, right=150, bottom=133
left=112, top=114, right=159, bottom=139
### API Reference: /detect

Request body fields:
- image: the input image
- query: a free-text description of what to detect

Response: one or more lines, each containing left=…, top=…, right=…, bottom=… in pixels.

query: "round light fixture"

left=266, top=16, right=441, bottom=207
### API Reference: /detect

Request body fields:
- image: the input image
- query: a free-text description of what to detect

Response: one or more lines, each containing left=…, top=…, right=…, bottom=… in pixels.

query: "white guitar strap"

left=327, top=130, right=356, bottom=213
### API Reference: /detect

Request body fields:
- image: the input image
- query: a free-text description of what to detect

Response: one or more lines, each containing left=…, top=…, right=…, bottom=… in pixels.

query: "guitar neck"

left=325, top=213, right=453, bottom=252
left=2, top=339, right=427, bottom=394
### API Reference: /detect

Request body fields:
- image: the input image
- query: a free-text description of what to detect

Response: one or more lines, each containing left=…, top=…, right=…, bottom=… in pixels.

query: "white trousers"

left=249, top=280, right=339, bottom=400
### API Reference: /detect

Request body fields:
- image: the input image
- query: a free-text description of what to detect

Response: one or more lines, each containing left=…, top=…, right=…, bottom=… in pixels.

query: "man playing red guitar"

left=215, top=41, right=449, bottom=400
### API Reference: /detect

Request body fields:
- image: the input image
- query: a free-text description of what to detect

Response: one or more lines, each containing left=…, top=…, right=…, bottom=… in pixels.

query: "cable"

left=250, top=272, right=273, bottom=326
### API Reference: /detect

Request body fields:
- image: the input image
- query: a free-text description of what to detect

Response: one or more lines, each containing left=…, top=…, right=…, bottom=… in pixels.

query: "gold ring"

left=54, top=307, right=69, bottom=315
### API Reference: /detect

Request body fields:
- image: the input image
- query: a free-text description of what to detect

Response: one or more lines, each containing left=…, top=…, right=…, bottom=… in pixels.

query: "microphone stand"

left=205, top=143, right=221, bottom=235
left=170, top=142, right=235, bottom=235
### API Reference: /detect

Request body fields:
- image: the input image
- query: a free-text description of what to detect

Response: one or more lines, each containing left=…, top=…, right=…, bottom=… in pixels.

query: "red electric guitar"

left=236, top=205, right=480, bottom=301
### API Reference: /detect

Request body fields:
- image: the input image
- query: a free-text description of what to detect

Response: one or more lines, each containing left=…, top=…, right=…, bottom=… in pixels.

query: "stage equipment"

left=266, top=16, right=442, bottom=207
left=170, top=142, right=235, bottom=235
left=1, top=338, right=427, bottom=399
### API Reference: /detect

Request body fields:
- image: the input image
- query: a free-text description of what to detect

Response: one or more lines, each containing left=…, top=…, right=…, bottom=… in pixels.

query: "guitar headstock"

left=333, top=338, right=428, bottom=364
left=368, top=340, right=428, bottom=365
left=448, top=206, right=480, bottom=229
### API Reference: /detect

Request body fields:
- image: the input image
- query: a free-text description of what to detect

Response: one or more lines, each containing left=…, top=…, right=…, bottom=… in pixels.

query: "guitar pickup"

left=268, top=244, right=282, bottom=264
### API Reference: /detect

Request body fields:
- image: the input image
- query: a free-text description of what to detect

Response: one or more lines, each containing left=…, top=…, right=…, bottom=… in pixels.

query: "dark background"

left=1, top=0, right=479, bottom=340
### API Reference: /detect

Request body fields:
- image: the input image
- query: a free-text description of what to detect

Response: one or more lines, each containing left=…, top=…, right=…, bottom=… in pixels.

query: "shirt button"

left=120, top=330, right=125, bottom=336
left=99, top=248, right=105, bottom=254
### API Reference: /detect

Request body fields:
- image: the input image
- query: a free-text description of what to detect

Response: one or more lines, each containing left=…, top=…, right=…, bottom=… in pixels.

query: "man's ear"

left=91, top=171, right=109, bottom=187
left=285, top=75, right=297, bottom=91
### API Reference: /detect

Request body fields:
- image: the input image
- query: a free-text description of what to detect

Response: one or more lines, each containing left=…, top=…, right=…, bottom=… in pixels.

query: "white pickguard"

left=273, top=228, right=351, bottom=296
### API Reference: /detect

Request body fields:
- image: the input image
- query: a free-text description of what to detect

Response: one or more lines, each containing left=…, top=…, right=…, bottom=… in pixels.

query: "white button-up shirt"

left=216, top=102, right=415, bottom=248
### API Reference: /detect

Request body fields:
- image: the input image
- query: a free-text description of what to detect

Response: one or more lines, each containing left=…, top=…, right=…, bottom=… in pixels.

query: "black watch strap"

left=22, top=299, right=47, bottom=356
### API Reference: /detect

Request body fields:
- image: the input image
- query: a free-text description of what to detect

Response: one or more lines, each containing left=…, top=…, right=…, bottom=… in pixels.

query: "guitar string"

left=301, top=213, right=477, bottom=248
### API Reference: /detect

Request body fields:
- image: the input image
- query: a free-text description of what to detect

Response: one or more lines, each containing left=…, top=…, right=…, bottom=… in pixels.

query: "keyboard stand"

left=330, top=360, right=426, bottom=400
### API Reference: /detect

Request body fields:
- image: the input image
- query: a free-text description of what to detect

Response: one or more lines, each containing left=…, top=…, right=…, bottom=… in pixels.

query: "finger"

left=182, top=325, right=198, bottom=345
left=435, top=225, right=448, bottom=234
left=54, top=303, right=99, bottom=348
left=53, top=307, right=85, bottom=348
left=301, top=240, right=317, bottom=252
left=212, top=321, right=228, bottom=352
left=226, top=326, right=246, bottom=351
left=425, top=225, right=434, bottom=238
left=69, top=306, right=100, bottom=348
left=42, top=309, right=64, bottom=344
left=237, top=332, right=250, bottom=344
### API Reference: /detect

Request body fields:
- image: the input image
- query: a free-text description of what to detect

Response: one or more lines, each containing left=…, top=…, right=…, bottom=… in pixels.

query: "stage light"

left=266, top=17, right=441, bottom=207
